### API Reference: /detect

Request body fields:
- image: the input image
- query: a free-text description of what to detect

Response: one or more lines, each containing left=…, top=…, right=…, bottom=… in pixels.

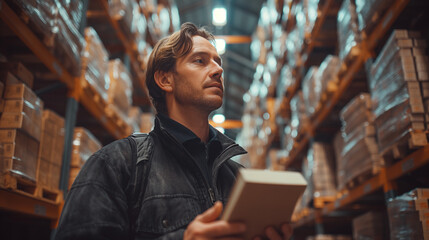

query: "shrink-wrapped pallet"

left=0, top=129, right=39, bottom=182
left=55, top=2, right=84, bottom=76
left=286, top=28, right=303, bottom=68
left=369, top=30, right=427, bottom=155
left=107, top=59, right=133, bottom=120
left=0, top=83, right=44, bottom=141
left=387, top=188, right=429, bottom=239
left=290, top=91, right=309, bottom=139
left=355, top=0, right=393, bottom=36
left=295, top=0, right=319, bottom=41
left=37, top=110, right=64, bottom=190
left=302, top=67, right=319, bottom=116
left=109, top=0, right=134, bottom=41
left=14, top=1, right=84, bottom=76
left=276, top=65, right=294, bottom=99
left=81, top=27, right=110, bottom=102
left=302, top=55, right=341, bottom=117
left=337, top=0, right=361, bottom=62
left=338, top=93, right=381, bottom=190
left=317, top=55, right=341, bottom=96
left=353, top=211, right=388, bottom=240
left=301, top=142, right=336, bottom=207
left=14, top=0, right=58, bottom=46
left=69, top=127, right=102, bottom=188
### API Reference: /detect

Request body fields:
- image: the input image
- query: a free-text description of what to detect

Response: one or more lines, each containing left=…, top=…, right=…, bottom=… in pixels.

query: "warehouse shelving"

left=0, top=0, right=132, bottom=140
left=97, top=0, right=147, bottom=92
left=0, top=0, right=137, bottom=227
left=281, top=0, right=411, bottom=169
left=283, top=0, right=429, bottom=235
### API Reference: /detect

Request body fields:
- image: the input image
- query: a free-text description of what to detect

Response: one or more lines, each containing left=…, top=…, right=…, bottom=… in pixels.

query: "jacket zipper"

left=162, top=129, right=220, bottom=205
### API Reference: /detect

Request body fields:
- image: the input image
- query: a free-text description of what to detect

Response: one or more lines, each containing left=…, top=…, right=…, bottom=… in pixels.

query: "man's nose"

left=210, top=61, right=223, bottom=79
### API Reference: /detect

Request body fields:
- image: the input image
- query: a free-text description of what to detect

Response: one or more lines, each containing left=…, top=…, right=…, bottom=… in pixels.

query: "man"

left=56, top=22, right=292, bottom=240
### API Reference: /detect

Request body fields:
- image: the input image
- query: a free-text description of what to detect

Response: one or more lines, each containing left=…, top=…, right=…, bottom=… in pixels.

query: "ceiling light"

left=212, top=7, right=227, bottom=26
left=215, top=38, right=226, bottom=55
left=213, top=113, right=225, bottom=123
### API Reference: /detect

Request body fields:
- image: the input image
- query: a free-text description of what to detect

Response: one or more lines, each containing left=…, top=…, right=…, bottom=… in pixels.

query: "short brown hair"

left=145, top=22, right=215, bottom=114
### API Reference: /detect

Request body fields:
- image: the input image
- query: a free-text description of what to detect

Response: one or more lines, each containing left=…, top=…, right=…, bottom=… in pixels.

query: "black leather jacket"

left=55, top=117, right=246, bottom=239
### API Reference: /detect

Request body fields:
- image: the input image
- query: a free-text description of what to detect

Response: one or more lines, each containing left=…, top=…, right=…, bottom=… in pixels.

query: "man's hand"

left=184, top=201, right=246, bottom=240
left=253, top=223, right=293, bottom=240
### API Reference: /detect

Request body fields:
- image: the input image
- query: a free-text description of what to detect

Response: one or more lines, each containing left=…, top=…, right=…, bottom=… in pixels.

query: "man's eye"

left=194, top=59, right=204, bottom=63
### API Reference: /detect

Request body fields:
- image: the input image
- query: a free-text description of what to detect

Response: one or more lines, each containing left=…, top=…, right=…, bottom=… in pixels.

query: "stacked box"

left=411, top=41, right=429, bottom=128
left=353, top=211, right=388, bottom=240
left=302, top=67, right=319, bottom=116
left=301, top=142, right=336, bottom=207
left=14, top=0, right=58, bottom=46
left=55, top=2, right=85, bottom=76
left=69, top=127, right=102, bottom=188
left=355, top=0, right=393, bottom=36
left=108, top=0, right=134, bottom=41
left=369, top=30, right=427, bottom=154
left=37, top=110, right=65, bottom=190
left=107, top=59, right=133, bottom=120
left=302, top=56, right=341, bottom=117
left=387, top=188, right=429, bottom=239
left=0, top=62, right=34, bottom=87
left=0, top=83, right=44, bottom=141
left=337, top=93, right=382, bottom=190
left=317, top=55, right=341, bottom=96
left=0, top=129, right=39, bottom=181
left=81, top=27, right=110, bottom=102
left=337, top=0, right=361, bottom=62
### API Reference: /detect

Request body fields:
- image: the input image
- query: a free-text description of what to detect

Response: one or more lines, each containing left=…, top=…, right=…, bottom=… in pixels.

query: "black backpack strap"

left=126, top=133, right=154, bottom=239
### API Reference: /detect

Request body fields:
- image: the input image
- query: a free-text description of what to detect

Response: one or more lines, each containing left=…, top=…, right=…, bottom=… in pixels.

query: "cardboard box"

left=0, top=62, right=33, bottom=88
left=0, top=71, right=20, bottom=85
left=4, top=83, right=43, bottom=111
left=0, top=111, right=42, bottom=141
left=37, top=158, right=61, bottom=189
left=0, top=129, right=39, bottom=181
left=38, top=110, right=64, bottom=165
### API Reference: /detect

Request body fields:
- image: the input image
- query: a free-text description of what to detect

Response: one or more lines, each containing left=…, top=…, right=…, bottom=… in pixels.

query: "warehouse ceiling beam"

left=215, top=35, right=252, bottom=44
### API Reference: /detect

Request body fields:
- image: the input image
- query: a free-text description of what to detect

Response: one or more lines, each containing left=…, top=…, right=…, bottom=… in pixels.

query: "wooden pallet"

left=0, top=172, right=63, bottom=204
left=381, top=130, right=428, bottom=166
left=314, top=195, right=336, bottom=209
left=345, top=164, right=381, bottom=190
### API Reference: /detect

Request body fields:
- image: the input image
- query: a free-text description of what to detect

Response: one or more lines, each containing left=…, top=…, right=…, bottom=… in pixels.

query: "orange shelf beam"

left=209, top=120, right=243, bottom=129
left=323, top=144, right=429, bottom=214
left=302, top=0, right=335, bottom=62
left=0, top=1, right=74, bottom=89
left=366, top=0, right=411, bottom=50
left=0, top=189, right=61, bottom=221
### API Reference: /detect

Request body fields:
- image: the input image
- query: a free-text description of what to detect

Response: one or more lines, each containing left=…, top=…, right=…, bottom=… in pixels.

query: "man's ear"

left=154, top=71, right=173, bottom=93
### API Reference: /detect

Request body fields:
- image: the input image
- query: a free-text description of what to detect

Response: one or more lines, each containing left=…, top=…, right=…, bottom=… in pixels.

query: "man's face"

left=171, top=35, right=224, bottom=113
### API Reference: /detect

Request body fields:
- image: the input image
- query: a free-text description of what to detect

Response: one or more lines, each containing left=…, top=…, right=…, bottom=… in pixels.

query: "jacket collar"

left=153, top=114, right=247, bottom=156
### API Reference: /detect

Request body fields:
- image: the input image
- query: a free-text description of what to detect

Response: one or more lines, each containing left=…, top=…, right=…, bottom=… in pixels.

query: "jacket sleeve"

left=55, top=139, right=133, bottom=240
